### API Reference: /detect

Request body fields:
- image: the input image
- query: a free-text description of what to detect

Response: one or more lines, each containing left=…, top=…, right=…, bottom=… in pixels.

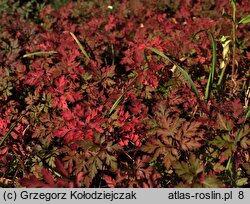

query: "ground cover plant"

left=0, top=0, right=249, bottom=187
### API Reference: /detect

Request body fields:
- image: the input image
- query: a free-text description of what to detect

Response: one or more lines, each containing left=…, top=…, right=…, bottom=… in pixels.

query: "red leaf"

left=62, top=110, right=74, bottom=121
left=65, top=92, right=75, bottom=103
left=55, top=76, right=68, bottom=93
left=58, top=95, right=68, bottom=109
left=19, top=175, right=48, bottom=188
left=42, top=168, right=56, bottom=186
left=55, top=158, right=69, bottom=177
left=104, top=175, right=115, bottom=188
left=0, top=147, right=8, bottom=155
left=76, top=172, right=84, bottom=187
left=54, top=127, right=69, bottom=137
left=72, top=91, right=83, bottom=101
left=231, top=98, right=243, bottom=120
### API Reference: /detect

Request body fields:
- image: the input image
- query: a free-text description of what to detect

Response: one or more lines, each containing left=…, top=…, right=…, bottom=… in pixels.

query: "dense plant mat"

left=0, top=0, right=250, bottom=187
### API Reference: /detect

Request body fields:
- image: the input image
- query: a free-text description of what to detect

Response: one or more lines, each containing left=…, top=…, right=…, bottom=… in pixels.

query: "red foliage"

left=0, top=0, right=249, bottom=187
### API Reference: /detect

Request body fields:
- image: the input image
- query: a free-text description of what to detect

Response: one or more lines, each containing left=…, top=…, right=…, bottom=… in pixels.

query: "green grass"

left=145, top=46, right=200, bottom=102
left=70, top=32, right=90, bottom=62
left=23, top=51, right=57, bottom=58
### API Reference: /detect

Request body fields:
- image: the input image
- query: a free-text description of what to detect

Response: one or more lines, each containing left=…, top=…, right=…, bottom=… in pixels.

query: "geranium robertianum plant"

left=0, top=0, right=249, bottom=187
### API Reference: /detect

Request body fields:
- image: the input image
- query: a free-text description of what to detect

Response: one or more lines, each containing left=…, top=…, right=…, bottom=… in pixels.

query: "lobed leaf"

left=203, top=175, right=222, bottom=188
left=173, top=154, right=203, bottom=184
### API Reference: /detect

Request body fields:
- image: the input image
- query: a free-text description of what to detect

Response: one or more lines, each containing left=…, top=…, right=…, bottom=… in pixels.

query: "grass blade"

left=107, top=77, right=137, bottom=117
left=145, top=46, right=200, bottom=101
left=108, top=91, right=127, bottom=116
left=70, top=32, right=90, bottom=62
left=225, top=156, right=232, bottom=171
left=23, top=51, right=57, bottom=58
left=111, top=44, right=115, bottom=66
left=239, top=14, right=250, bottom=24
left=205, top=32, right=217, bottom=103
left=243, top=108, right=250, bottom=125
left=0, top=114, right=24, bottom=147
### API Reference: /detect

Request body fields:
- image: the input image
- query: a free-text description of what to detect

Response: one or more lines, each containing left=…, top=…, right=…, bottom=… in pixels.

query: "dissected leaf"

left=217, top=114, right=233, bottom=131
left=42, top=168, right=55, bottom=186
left=176, top=121, right=204, bottom=150
left=173, top=154, right=203, bottom=184
left=237, top=125, right=250, bottom=148
left=87, top=158, right=98, bottom=180
left=106, top=142, right=122, bottom=153
left=162, top=151, right=178, bottom=169
left=77, top=139, right=100, bottom=152
left=54, top=158, right=69, bottom=177
left=158, top=117, right=185, bottom=137
left=141, top=140, right=158, bottom=154
left=106, top=154, right=118, bottom=171
left=203, top=175, right=222, bottom=188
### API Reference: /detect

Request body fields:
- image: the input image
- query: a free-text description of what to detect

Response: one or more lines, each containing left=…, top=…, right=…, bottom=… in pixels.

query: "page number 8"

left=238, top=191, right=244, bottom=199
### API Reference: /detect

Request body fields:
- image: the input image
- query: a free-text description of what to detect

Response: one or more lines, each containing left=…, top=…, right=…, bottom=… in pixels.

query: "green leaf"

left=237, top=125, right=250, bottom=149
left=145, top=46, right=200, bottom=101
left=242, top=163, right=250, bottom=175
left=95, top=156, right=103, bottom=170
left=77, top=139, right=100, bottom=152
left=239, top=14, right=250, bottom=24
left=213, top=163, right=225, bottom=172
left=46, top=156, right=56, bottom=168
left=229, top=0, right=236, bottom=14
left=210, top=136, right=227, bottom=148
left=173, top=154, right=203, bottom=184
left=236, top=178, right=248, bottom=187
left=203, top=175, right=222, bottom=188
left=217, top=114, right=233, bottom=131
left=173, top=162, right=193, bottom=183
left=88, top=161, right=98, bottom=179
left=50, top=0, right=70, bottom=9
left=106, top=154, right=118, bottom=171
left=106, top=143, right=122, bottom=153
left=83, top=72, right=92, bottom=81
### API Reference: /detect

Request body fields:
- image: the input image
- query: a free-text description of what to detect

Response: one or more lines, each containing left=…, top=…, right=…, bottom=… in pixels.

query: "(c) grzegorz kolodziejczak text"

left=2, top=190, right=136, bottom=202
